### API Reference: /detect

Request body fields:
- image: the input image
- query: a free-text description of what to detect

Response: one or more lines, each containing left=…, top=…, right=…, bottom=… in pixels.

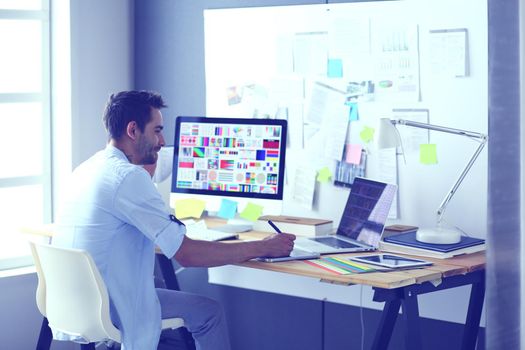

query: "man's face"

left=136, top=108, right=165, bottom=165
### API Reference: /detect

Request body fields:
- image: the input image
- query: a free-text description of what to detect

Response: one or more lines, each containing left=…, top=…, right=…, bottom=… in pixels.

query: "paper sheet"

left=391, top=108, right=430, bottom=153
left=420, top=144, right=438, bottom=164
left=217, top=199, right=238, bottom=219
left=293, top=31, right=328, bottom=76
left=429, top=28, right=468, bottom=77
left=292, top=166, right=317, bottom=210
left=174, top=198, right=206, bottom=219
left=239, top=202, right=264, bottom=221
left=316, top=167, right=332, bottom=183
left=304, top=82, right=349, bottom=160
left=345, top=144, right=363, bottom=165
left=377, top=148, right=398, bottom=219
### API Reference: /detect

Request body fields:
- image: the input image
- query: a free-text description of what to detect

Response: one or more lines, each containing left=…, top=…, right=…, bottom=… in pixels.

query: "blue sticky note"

left=327, top=59, right=343, bottom=78
left=217, top=199, right=238, bottom=219
left=349, top=102, right=359, bottom=121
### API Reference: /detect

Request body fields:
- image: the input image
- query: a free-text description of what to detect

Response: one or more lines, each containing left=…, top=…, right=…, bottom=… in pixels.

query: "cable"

left=441, top=217, right=470, bottom=237
left=360, top=285, right=365, bottom=350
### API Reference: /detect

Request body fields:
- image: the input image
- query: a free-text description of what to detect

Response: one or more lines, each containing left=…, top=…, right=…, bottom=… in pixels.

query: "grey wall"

left=70, top=0, right=134, bottom=167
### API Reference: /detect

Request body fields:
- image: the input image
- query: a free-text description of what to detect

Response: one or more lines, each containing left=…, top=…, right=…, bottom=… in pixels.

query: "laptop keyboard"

left=311, top=237, right=361, bottom=249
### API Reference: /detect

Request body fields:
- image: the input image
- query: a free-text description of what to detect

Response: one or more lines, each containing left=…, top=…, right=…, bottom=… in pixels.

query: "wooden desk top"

left=22, top=220, right=485, bottom=290
left=235, top=230, right=485, bottom=290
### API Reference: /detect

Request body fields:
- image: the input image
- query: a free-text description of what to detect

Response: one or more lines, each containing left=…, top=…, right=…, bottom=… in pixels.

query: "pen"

left=267, top=220, right=282, bottom=234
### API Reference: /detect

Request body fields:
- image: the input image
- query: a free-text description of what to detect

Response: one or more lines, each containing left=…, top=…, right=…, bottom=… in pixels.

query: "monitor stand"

left=213, top=217, right=253, bottom=233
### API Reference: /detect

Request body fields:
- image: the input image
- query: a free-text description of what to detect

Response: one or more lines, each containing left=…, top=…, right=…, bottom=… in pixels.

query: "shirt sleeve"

left=112, top=167, right=186, bottom=258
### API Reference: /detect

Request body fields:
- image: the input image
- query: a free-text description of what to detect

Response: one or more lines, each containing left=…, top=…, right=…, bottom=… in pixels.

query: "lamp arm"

left=436, top=136, right=487, bottom=223
left=392, top=119, right=486, bottom=139
left=391, top=118, right=488, bottom=224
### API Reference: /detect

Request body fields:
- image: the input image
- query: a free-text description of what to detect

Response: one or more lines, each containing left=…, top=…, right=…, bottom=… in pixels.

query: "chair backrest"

left=29, top=241, right=121, bottom=343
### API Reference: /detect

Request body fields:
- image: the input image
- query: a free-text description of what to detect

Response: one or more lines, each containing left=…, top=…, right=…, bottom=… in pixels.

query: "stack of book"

left=252, top=215, right=333, bottom=237
left=379, top=225, right=486, bottom=259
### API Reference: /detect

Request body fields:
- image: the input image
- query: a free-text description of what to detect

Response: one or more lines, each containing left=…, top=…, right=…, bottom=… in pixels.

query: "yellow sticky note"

left=174, top=198, right=206, bottom=219
left=316, top=167, right=332, bottom=183
left=420, top=144, right=438, bottom=164
left=359, top=126, right=375, bottom=143
left=239, top=202, right=264, bottom=222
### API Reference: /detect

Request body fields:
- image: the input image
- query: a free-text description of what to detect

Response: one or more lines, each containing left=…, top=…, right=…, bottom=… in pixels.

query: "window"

left=0, top=0, right=51, bottom=270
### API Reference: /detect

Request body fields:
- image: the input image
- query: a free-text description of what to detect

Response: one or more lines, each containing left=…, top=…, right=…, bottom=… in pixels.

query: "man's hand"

left=174, top=231, right=296, bottom=267
left=259, top=232, right=296, bottom=258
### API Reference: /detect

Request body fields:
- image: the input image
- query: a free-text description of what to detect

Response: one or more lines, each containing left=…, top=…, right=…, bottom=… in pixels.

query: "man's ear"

left=126, top=121, right=138, bottom=140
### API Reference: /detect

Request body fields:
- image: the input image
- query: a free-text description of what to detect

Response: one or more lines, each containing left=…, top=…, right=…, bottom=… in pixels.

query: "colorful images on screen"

left=176, top=122, right=282, bottom=195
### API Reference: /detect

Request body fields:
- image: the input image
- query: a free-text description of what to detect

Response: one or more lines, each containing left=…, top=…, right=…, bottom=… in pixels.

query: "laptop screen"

left=337, top=177, right=397, bottom=248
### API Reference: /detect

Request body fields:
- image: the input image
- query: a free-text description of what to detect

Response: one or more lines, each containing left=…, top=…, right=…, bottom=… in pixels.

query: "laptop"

left=294, top=177, right=397, bottom=255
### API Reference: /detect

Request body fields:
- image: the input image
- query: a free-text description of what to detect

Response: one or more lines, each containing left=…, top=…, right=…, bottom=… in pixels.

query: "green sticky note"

left=217, top=199, right=238, bottom=219
left=359, top=126, right=375, bottom=143
left=420, top=144, right=438, bottom=164
left=327, top=58, right=343, bottom=78
left=174, top=198, right=206, bottom=219
left=239, top=202, right=264, bottom=222
left=316, top=167, right=332, bottom=183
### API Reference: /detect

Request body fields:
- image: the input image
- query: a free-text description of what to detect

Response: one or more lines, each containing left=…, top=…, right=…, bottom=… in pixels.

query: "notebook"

left=294, top=177, right=397, bottom=255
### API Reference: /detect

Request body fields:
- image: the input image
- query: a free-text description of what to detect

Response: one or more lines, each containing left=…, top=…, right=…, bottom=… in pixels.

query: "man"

left=53, top=90, right=295, bottom=349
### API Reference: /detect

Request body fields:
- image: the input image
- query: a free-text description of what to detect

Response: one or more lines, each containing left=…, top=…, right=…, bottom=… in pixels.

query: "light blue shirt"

left=53, top=144, right=185, bottom=349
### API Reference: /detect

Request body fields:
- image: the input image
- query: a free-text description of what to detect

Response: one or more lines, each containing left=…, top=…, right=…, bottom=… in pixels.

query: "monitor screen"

left=171, top=117, right=287, bottom=206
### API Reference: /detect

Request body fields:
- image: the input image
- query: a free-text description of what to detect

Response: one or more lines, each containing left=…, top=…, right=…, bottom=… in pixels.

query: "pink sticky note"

left=345, top=144, right=362, bottom=165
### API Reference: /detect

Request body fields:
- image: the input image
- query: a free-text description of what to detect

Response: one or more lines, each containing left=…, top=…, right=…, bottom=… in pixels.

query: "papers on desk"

left=182, top=220, right=238, bottom=241
left=303, top=256, right=378, bottom=275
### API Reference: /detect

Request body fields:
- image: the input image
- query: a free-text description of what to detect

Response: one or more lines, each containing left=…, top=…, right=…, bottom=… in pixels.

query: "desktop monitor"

left=170, top=116, right=287, bottom=216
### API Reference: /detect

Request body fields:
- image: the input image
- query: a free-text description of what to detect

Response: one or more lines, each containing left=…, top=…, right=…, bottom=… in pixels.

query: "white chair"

left=29, top=241, right=186, bottom=349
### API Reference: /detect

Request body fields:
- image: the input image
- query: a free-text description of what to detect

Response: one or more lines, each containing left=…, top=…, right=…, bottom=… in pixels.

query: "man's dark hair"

left=103, top=90, right=167, bottom=140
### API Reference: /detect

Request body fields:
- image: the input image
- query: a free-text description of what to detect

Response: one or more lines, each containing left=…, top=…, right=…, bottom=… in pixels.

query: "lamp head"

left=378, top=118, right=402, bottom=149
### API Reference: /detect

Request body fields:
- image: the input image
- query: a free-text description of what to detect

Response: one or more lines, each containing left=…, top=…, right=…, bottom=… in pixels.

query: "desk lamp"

left=378, top=118, right=488, bottom=244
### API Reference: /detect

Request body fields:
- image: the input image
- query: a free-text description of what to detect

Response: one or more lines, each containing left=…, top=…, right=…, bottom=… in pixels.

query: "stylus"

left=268, top=220, right=282, bottom=234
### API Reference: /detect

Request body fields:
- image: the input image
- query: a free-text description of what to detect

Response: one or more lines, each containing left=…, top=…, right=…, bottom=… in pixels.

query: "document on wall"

left=293, top=31, right=328, bottom=76
left=376, top=147, right=398, bottom=219
left=428, top=28, right=469, bottom=77
left=391, top=108, right=430, bottom=153
left=304, top=82, right=348, bottom=160
left=372, top=21, right=421, bottom=102
left=292, top=166, right=317, bottom=210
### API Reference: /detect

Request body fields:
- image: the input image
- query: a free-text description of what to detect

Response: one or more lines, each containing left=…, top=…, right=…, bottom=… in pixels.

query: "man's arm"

left=174, top=232, right=295, bottom=267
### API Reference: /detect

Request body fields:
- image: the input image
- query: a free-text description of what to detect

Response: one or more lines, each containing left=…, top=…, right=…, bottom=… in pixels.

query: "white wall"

left=206, top=0, right=487, bottom=326
left=0, top=1, right=134, bottom=348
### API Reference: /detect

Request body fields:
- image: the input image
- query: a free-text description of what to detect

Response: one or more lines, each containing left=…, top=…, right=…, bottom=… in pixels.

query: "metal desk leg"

left=401, top=288, right=423, bottom=350
left=36, top=317, right=52, bottom=350
left=461, top=271, right=485, bottom=350
left=371, top=298, right=401, bottom=350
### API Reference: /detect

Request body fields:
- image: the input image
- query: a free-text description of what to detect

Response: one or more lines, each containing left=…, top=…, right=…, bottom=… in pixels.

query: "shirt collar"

left=105, top=144, right=130, bottom=163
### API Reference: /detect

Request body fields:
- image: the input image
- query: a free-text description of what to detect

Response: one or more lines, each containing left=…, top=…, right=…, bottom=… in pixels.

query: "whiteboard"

left=204, top=0, right=488, bottom=238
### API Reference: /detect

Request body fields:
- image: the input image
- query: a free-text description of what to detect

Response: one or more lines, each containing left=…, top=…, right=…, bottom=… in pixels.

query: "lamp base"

left=416, top=227, right=462, bottom=244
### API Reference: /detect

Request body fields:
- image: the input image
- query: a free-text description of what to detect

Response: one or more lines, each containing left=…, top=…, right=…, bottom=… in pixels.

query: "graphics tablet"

left=256, top=249, right=320, bottom=262
left=349, top=254, right=433, bottom=269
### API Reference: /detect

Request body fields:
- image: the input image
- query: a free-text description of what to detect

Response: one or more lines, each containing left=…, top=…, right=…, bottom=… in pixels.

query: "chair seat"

left=162, top=317, right=185, bottom=330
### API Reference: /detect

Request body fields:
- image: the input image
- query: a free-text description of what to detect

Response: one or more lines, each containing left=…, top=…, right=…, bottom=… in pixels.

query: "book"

left=382, top=224, right=419, bottom=239
left=380, top=231, right=485, bottom=259
left=252, top=215, right=333, bottom=237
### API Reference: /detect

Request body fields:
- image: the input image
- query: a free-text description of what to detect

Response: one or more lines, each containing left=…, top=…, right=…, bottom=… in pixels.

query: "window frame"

left=0, top=1, right=52, bottom=270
